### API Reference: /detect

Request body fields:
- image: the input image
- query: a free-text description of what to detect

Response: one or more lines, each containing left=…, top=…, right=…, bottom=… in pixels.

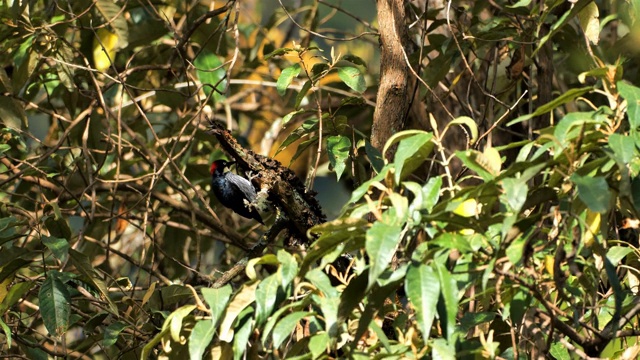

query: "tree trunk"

left=371, top=0, right=411, bottom=160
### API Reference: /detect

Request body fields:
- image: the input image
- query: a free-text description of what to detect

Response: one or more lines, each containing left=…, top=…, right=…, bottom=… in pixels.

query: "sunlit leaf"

left=233, top=313, right=253, bottom=360
left=218, top=282, right=258, bottom=342
left=405, top=263, right=439, bottom=340
left=0, top=318, right=10, bottom=348
left=189, top=319, right=215, bottom=360
left=618, top=81, right=640, bottom=131
left=366, top=222, right=402, bottom=289
left=168, top=305, right=196, bottom=342
left=434, top=262, right=458, bottom=341
left=201, top=285, right=233, bottom=329
left=327, top=135, right=351, bottom=181
left=93, top=28, right=119, bottom=72
left=578, top=2, right=600, bottom=44
left=255, top=275, right=280, bottom=326
left=272, top=311, right=313, bottom=349
left=277, top=63, right=301, bottom=95
left=444, top=116, right=479, bottom=145
left=337, top=66, right=366, bottom=93
left=609, top=133, right=636, bottom=164
left=393, top=132, right=434, bottom=183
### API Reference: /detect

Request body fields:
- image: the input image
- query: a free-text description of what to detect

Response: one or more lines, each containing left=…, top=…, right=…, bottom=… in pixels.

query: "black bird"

left=210, top=159, right=264, bottom=224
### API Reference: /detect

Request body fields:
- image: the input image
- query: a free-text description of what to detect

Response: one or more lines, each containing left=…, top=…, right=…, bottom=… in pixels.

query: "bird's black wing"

left=224, top=173, right=263, bottom=223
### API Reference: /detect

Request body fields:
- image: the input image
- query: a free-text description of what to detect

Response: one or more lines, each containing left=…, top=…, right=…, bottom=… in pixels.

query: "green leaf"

left=432, top=338, right=456, bottom=359
left=430, top=233, right=473, bottom=253
left=315, top=294, right=339, bottom=336
left=295, top=80, right=312, bottom=109
left=423, top=53, right=454, bottom=89
left=255, top=275, right=280, bottom=326
left=550, top=342, right=571, bottom=360
left=218, top=282, right=258, bottom=342
left=0, top=258, right=32, bottom=284
left=365, top=140, right=385, bottom=173
left=405, top=263, right=439, bottom=340
left=169, top=305, right=196, bottom=342
left=393, top=132, right=435, bottom=183
left=434, top=262, right=458, bottom=341
left=0, top=281, right=32, bottom=313
left=41, top=236, right=69, bottom=263
left=282, top=109, right=305, bottom=125
left=506, top=236, right=526, bottom=265
left=264, top=47, right=295, bottom=60
left=348, top=165, right=392, bottom=203
left=308, top=332, right=329, bottom=358
left=459, top=312, right=495, bottom=332
left=422, top=176, right=442, bottom=213
left=607, top=246, right=633, bottom=266
left=233, top=313, right=254, bottom=360
left=141, top=325, right=170, bottom=359
left=161, top=285, right=193, bottom=306
left=305, top=268, right=339, bottom=299
left=342, top=54, right=367, bottom=68
left=246, top=254, right=279, bottom=280
left=366, top=222, right=403, bottom=289
left=444, top=116, right=479, bottom=145
left=68, top=249, right=118, bottom=314
left=531, top=0, right=592, bottom=58
left=261, top=300, right=306, bottom=346
left=201, top=285, right=233, bottom=329
left=338, top=269, right=369, bottom=320
left=578, top=2, right=600, bottom=44
left=0, top=97, right=27, bottom=130
left=604, top=257, right=624, bottom=330
left=456, top=150, right=496, bottom=181
left=277, top=63, right=302, bottom=95
left=501, top=178, right=528, bottom=213
left=194, top=50, right=226, bottom=103
left=571, top=174, right=611, bottom=213
left=277, top=250, right=298, bottom=289
left=302, top=218, right=367, bottom=275
left=39, top=274, right=71, bottom=336
left=327, top=135, right=351, bottom=181
left=43, top=203, right=72, bottom=240
left=553, top=111, right=608, bottom=148
left=103, top=321, right=127, bottom=347
left=311, top=63, right=330, bottom=80
left=337, top=66, right=366, bottom=93
left=618, top=81, right=640, bottom=131
left=0, top=318, right=10, bottom=348
left=609, top=133, right=636, bottom=164
left=189, top=319, right=215, bottom=360
left=272, top=311, right=313, bottom=349
left=507, top=0, right=532, bottom=8
left=507, top=87, right=594, bottom=126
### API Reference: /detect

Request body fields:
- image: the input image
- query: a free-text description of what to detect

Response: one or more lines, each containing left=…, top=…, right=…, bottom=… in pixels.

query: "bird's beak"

left=227, top=161, right=236, bottom=167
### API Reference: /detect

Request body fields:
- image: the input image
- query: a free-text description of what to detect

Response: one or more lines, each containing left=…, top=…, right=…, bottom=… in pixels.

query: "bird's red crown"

left=210, top=161, right=220, bottom=175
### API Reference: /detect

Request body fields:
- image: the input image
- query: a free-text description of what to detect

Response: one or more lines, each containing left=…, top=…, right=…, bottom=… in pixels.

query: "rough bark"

left=371, top=0, right=412, bottom=160
left=208, top=119, right=326, bottom=245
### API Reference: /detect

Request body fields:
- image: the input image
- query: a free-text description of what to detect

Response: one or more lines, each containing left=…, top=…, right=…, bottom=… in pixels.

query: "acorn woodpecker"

left=210, top=159, right=264, bottom=224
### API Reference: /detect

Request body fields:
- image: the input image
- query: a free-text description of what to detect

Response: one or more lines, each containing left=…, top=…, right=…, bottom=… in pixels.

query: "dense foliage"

left=1, top=0, right=640, bottom=359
